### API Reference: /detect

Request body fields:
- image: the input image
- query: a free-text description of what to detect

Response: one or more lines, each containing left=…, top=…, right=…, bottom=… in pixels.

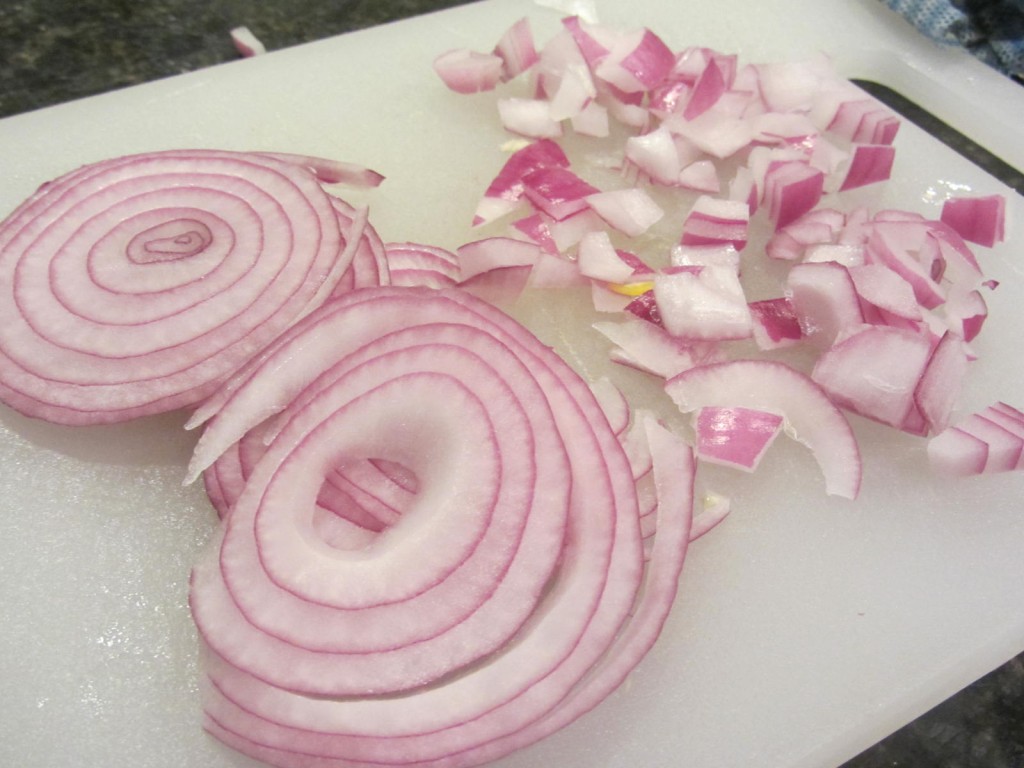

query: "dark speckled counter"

left=1, top=1, right=1022, bottom=766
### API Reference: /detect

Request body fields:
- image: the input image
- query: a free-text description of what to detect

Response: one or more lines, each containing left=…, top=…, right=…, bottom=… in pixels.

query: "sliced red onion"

left=512, top=213, right=560, bottom=254
left=331, top=199, right=390, bottom=292
left=191, top=286, right=679, bottom=768
left=256, top=152, right=385, bottom=188
left=756, top=57, right=831, bottom=113
left=665, top=360, right=862, bottom=498
left=694, top=405, right=784, bottom=471
left=433, top=48, right=504, bottom=94
left=383, top=242, right=460, bottom=289
left=940, top=194, right=1006, bottom=248
left=0, top=149, right=366, bottom=425
left=943, top=286, right=989, bottom=342
left=826, top=98, right=900, bottom=144
left=230, top=26, right=266, bottom=57
left=590, top=376, right=631, bottom=437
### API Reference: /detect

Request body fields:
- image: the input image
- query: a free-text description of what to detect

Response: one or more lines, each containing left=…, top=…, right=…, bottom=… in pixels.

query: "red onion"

left=929, top=402, right=1024, bottom=475
left=694, top=405, right=784, bottom=471
left=940, top=194, right=1006, bottom=248
left=384, top=242, right=460, bottom=289
left=230, top=26, right=266, bottom=57
left=666, top=360, right=862, bottom=498
left=0, top=149, right=371, bottom=425
left=188, top=286, right=693, bottom=768
left=433, top=49, right=504, bottom=94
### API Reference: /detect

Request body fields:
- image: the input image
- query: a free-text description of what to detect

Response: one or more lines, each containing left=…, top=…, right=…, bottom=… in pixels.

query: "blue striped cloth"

left=881, top=0, right=1024, bottom=81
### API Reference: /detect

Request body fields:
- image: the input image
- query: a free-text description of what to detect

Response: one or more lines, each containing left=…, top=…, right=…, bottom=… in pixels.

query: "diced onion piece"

left=683, top=56, right=728, bottom=120
left=586, top=188, right=664, bottom=236
left=654, top=266, right=752, bottom=341
left=624, top=126, right=682, bottom=186
left=681, top=196, right=749, bottom=250
left=434, top=48, right=504, bottom=94
left=786, top=261, right=864, bottom=348
left=578, top=231, right=636, bottom=283
left=522, top=166, right=600, bottom=221
left=748, top=297, right=803, bottom=350
left=940, top=194, right=1006, bottom=248
left=498, top=98, right=564, bottom=138
left=849, top=263, right=921, bottom=321
left=230, top=26, right=266, bottom=57
left=764, top=161, right=825, bottom=230
left=811, top=324, right=933, bottom=431
left=670, top=243, right=741, bottom=271
left=494, top=17, right=539, bottom=81
left=594, top=27, right=675, bottom=93
left=694, top=406, right=784, bottom=471
left=678, top=160, right=721, bottom=193
left=914, top=331, right=970, bottom=434
left=928, top=403, right=1024, bottom=475
left=690, top=491, right=731, bottom=541
left=594, top=318, right=720, bottom=379
left=473, top=139, right=570, bottom=227
left=838, top=144, right=896, bottom=191
left=665, top=360, right=862, bottom=498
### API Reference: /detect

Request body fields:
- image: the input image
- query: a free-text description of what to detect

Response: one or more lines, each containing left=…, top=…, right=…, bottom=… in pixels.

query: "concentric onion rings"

left=0, top=149, right=373, bottom=424
left=188, top=287, right=694, bottom=767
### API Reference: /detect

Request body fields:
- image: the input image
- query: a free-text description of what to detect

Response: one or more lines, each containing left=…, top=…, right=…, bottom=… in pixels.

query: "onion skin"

left=0, top=149, right=373, bottom=425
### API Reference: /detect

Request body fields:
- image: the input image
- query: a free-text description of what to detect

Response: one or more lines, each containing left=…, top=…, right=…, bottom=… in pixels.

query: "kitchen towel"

left=881, top=0, right=1024, bottom=81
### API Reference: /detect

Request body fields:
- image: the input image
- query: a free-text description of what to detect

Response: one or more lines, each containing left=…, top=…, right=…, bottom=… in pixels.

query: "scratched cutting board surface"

left=1, top=1, right=1023, bottom=767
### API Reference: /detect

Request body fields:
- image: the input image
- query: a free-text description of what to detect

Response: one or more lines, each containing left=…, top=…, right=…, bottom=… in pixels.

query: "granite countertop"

left=1, top=1, right=1022, bottom=767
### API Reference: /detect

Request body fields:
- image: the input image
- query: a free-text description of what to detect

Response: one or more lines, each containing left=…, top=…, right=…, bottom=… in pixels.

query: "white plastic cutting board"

left=1, top=1, right=1023, bottom=767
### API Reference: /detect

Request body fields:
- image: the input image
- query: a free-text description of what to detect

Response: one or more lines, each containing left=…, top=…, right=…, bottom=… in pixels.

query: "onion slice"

left=187, top=286, right=697, bottom=768
left=0, top=149, right=368, bottom=425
